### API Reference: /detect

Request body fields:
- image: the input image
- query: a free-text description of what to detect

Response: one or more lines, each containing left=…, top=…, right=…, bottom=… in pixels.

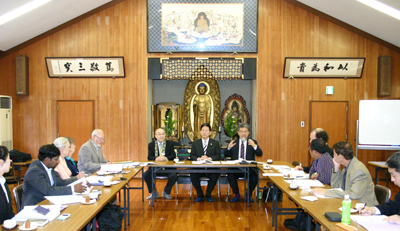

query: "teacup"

left=289, top=183, right=298, bottom=190
left=103, top=181, right=111, bottom=187
left=3, top=219, right=16, bottom=229
left=267, top=159, right=273, bottom=164
left=89, top=192, right=98, bottom=199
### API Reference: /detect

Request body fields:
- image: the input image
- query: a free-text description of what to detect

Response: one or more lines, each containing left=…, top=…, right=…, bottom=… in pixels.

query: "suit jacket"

left=65, top=157, right=79, bottom=176
left=0, top=180, right=14, bottom=224
left=148, top=140, right=175, bottom=161
left=376, top=191, right=400, bottom=216
left=224, top=139, right=263, bottom=160
left=22, top=160, right=76, bottom=208
left=190, top=138, right=221, bottom=161
left=78, top=140, right=108, bottom=175
left=325, top=157, right=378, bottom=206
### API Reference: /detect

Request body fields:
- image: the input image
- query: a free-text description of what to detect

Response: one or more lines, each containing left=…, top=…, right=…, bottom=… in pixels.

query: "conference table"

left=368, top=161, right=390, bottom=187
left=31, top=166, right=143, bottom=231
left=147, top=160, right=256, bottom=206
left=12, top=159, right=36, bottom=185
left=258, top=162, right=368, bottom=231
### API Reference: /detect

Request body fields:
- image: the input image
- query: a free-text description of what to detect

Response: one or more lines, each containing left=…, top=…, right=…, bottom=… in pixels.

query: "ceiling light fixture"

left=357, top=0, right=400, bottom=20
left=0, top=0, right=53, bottom=26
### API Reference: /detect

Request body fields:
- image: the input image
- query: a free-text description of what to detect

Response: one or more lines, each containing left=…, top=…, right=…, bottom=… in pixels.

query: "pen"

left=360, top=203, right=367, bottom=214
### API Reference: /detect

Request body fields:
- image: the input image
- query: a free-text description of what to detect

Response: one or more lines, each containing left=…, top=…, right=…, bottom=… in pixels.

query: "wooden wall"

left=0, top=0, right=399, bottom=174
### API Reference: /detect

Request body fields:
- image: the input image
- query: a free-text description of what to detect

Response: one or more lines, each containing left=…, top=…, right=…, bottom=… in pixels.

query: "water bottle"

left=341, top=195, right=351, bottom=225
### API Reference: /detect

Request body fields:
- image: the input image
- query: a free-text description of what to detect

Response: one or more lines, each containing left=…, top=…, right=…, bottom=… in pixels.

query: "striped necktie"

left=203, top=141, right=208, bottom=155
left=240, top=141, right=245, bottom=159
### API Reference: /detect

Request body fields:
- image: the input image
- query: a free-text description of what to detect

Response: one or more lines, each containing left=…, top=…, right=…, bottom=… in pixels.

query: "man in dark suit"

left=190, top=123, right=221, bottom=202
left=143, top=128, right=178, bottom=199
left=360, top=151, right=400, bottom=224
left=225, top=123, right=263, bottom=202
left=22, top=144, right=87, bottom=208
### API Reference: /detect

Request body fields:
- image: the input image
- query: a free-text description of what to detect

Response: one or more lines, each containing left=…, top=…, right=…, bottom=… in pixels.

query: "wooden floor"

left=7, top=178, right=399, bottom=231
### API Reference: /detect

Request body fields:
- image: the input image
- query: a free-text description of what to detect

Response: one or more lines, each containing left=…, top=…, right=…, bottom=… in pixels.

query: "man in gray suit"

left=311, top=141, right=378, bottom=206
left=78, top=129, right=112, bottom=175
left=22, top=144, right=87, bottom=208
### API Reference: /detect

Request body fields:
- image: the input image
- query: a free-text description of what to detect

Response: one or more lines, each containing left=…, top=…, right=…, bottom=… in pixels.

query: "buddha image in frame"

left=161, top=3, right=244, bottom=47
left=224, top=100, right=247, bottom=125
left=191, top=82, right=214, bottom=140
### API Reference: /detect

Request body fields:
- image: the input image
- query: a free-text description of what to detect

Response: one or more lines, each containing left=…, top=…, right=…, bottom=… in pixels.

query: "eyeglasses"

left=95, top=135, right=105, bottom=141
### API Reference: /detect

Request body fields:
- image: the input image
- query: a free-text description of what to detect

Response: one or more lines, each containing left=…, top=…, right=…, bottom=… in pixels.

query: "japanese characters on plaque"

left=46, top=57, right=125, bottom=77
left=284, top=58, right=365, bottom=78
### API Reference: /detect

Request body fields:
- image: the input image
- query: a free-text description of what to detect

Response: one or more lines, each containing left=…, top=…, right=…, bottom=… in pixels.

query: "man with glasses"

left=78, top=129, right=112, bottom=175
left=225, top=123, right=263, bottom=202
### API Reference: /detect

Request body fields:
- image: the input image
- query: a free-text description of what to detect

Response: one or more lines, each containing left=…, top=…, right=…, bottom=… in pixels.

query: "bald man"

left=143, top=128, right=177, bottom=200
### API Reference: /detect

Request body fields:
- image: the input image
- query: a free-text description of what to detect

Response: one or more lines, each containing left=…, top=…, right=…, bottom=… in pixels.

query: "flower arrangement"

left=162, top=110, right=178, bottom=137
left=223, top=112, right=239, bottom=138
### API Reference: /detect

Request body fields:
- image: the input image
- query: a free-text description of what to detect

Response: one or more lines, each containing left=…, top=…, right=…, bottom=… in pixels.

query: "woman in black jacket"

left=0, top=145, right=15, bottom=225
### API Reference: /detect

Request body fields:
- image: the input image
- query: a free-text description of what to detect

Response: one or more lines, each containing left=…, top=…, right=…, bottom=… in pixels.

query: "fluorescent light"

left=0, top=0, right=53, bottom=26
left=357, top=0, right=400, bottom=20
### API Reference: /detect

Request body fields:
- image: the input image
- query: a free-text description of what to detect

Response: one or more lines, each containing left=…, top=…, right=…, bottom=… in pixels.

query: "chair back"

left=13, top=184, right=23, bottom=212
left=374, top=184, right=391, bottom=205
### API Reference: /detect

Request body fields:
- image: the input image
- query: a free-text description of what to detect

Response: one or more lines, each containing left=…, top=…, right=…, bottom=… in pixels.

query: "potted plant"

left=162, top=110, right=178, bottom=141
left=223, top=112, right=239, bottom=142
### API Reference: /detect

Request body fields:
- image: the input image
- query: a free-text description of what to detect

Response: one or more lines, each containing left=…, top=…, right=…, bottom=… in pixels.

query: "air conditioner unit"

left=0, top=95, right=13, bottom=150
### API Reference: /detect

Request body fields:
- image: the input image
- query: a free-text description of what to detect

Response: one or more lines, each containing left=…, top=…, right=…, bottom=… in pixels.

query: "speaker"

left=15, top=55, right=29, bottom=96
left=377, top=55, right=391, bottom=97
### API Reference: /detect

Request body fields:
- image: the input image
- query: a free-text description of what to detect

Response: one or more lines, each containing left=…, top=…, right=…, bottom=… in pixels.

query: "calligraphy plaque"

left=283, top=57, right=365, bottom=78
left=45, top=57, right=125, bottom=78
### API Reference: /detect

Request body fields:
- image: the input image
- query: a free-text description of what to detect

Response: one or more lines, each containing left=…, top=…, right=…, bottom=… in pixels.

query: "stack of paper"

left=350, top=215, right=398, bottom=230
left=221, top=160, right=241, bottom=165
left=97, top=164, right=123, bottom=174
left=115, top=161, right=139, bottom=168
left=192, top=160, right=221, bottom=164
left=262, top=173, right=284, bottom=176
left=86, top=176, right=113, bottom=185
left=301, top=196, right=318, bottom=202
left=13, top=205, right=60, bottom=222
left=285, top=179, right=325, bottom=187
left=140, top=162, right=157, bottom=167
left=45, top=195, right=84, bottom=204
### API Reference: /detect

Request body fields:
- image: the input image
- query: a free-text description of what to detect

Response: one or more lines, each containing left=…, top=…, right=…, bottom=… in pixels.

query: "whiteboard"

left=359, top=100, right=400, bottom=145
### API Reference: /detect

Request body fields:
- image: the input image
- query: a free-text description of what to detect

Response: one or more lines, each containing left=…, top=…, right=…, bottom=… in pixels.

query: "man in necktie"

left=225, top=123, right=263, bottom=202
left=22, top=144, right=87, bottom=208
left=311, top=141, right=378, bottom=206
left=190, top=123, right=221, bottom=202
left=143, top=128, right=178, bottom=199
left=360, top=152, right=400, bottom=224
left=78, top=129, right=113, bottom=175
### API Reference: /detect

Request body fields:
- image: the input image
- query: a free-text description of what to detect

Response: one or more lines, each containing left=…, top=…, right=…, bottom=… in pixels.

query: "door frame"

left=56, top=100, right=95, bottom=137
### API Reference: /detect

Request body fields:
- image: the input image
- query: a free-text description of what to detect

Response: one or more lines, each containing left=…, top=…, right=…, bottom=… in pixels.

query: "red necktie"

left=240, top=141, right=245, bottom=159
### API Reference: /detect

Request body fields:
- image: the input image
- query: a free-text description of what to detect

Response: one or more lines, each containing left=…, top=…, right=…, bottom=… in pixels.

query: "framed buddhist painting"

left=147, top=0, right=258, bottom=53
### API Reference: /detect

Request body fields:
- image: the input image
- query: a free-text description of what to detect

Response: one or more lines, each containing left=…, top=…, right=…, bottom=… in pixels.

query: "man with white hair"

left=78, top=129, right=112, bottom=175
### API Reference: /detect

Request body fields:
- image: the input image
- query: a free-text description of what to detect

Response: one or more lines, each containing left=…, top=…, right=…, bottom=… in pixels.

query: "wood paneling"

left=0, top=0, right=399, bottom=174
